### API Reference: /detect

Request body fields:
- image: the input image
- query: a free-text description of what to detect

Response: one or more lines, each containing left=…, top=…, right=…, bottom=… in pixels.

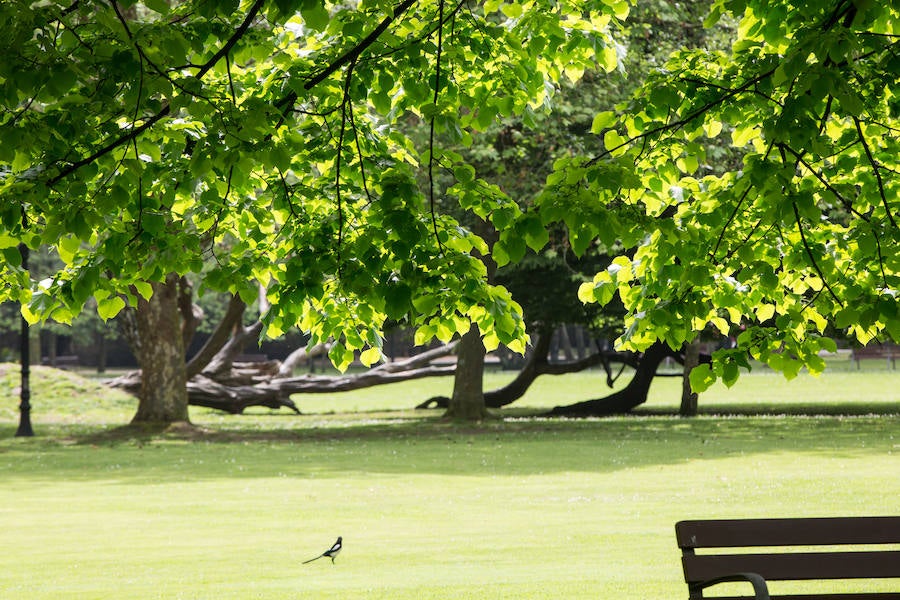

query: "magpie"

left=303, top=536, right=342, bottom=564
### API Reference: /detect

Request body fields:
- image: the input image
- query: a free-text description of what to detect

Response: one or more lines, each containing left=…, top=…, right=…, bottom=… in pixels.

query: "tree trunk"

left=444, top=324, right=488, bottom=420
left=130, top=274, right=190, bottom=424
left=202, top=320, right=264, bottom=377
left=417, top=330, right=612, bottom=410
left=547, top=341, right=674, bottom=417
left=680, top=340, right=700, bottom=416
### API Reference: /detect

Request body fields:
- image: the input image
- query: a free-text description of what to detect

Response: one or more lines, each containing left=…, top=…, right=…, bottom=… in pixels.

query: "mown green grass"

left=1, top=363, right=898, bottom=599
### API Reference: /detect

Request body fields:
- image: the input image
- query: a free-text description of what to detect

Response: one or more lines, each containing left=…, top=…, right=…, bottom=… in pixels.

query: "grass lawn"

left=1, top=362, right=898, bottom=599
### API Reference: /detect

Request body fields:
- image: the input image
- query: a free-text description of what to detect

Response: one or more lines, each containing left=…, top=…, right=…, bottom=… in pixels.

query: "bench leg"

left=689, top=572, right=771, bottom=600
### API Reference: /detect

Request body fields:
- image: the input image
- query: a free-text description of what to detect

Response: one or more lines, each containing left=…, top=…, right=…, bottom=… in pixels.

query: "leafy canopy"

left=0, top=0, right=626, bottom=368
left=567, top=0, right=900, bottom=388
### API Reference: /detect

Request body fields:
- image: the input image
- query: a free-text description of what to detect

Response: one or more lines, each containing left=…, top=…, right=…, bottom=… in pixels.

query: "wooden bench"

left=42, top=355, right=80, bottom=369
left=850, top=345, right=897, bottom=369
left=676, top=517, right=900, bottom=599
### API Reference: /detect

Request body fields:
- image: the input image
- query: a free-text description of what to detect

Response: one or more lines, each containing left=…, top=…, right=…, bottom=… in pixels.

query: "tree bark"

left=483, top=327, right=553, bottom=408
left=444, top=324, right=489, bottom=420
left=130, top=274, right=190, bottom=424
left=680, top=340, right=700, bottom=416
left=547, top=341, right=675, bottom=417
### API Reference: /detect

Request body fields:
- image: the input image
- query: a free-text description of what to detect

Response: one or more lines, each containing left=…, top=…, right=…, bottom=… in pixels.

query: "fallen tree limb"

left=108, top=342, right=459, bottom=414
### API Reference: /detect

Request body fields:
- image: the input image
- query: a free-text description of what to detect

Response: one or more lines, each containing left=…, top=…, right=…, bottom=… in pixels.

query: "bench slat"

left=683, top=550, right=900, bottom=582
left=677, top=517, right=900, bottom=548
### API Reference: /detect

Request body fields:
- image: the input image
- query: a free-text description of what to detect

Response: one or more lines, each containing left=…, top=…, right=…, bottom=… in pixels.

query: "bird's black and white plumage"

left=303, top=537, right=342, bottom=564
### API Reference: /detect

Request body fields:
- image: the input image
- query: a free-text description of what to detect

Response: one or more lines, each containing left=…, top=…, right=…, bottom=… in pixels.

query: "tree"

left=0, top=0, right=629, bottom=423
left=428, top=0, right=731, bottom=416
left=562, top=0, right=899, bottom=408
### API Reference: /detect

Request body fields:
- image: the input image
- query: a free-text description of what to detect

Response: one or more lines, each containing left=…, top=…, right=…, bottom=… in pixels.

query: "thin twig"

left=428, top=0, right=447, bottom=255
left=711, top=182, right=753, bottom=259
left=346, top=97, right=373, bottom=205
left=586, top=68, right=776, bottom=167
left=791, top=194, right=843, bottom=305
left=853, top=116, right=898, bottom=230
left=335, top=56, right=359, bottom=278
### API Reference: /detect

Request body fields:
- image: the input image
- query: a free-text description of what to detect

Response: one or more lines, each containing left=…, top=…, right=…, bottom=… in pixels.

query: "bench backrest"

left=676, top=517, right=900, bottom=599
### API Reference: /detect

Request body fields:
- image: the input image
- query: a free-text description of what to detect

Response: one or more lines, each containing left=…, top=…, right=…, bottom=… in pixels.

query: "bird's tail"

left=302, top=555, right=323, bottom=564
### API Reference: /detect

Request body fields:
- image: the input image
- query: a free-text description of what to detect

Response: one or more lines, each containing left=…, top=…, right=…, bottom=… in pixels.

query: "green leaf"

left=2, top=247, right=21, bottom=267
left=383, top=284, right=412, bottom=320
left=599, top=46, right=618, bottom=73
left=301, top=0, right=330, bottom=32
left=359, top=347, right=383, bottom=367
left=604, top=0, right=630, bottom=19
left=58, top=236, right=81, bottom=265
left=577, top=282, right=595, bottom=304
left=454, top=164, right=476, bottom=183
left=500, top=2, right=523, bottom=18
left=97, top=296, right=126, bottom=321
left=142, top=212, right=166, bottom=234
left=133, top=281, right=153, bottom=302
left=521, top=215, right=549, bottom=252
left=721, top=360, right=740, bottom=388
left=473, top=105, right=498, bottom=131
left=603, top=130, right=626, bottom=154
left=143, top=0, right=170, bottom=14
left=328, top=342, right=355, bottom=372
left=591, top=111, right=616, bottom=134
left=689, top=363, right=716, bottom=393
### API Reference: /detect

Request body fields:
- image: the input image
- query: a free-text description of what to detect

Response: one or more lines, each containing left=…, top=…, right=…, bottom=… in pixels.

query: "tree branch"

left=853, top=116, right=898, bottom=230
left=428, top=0, right=446, bottom=255
left=586, top=69, right=776, bottom=167
left=791, top=200, right=843, bottom=305
left=303, top=0, right=418, bottom=91
left=47, top=0, right=266, bottom=186
left=185, top=295, right=247, bottom=378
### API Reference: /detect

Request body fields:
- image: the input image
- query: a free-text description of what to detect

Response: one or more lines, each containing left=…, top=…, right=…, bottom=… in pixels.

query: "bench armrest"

left=688, top=572, right=770, bottom=600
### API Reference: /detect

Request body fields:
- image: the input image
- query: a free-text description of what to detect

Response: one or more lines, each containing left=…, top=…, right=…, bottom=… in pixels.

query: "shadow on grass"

left=1, top=406, right=897, bottom=485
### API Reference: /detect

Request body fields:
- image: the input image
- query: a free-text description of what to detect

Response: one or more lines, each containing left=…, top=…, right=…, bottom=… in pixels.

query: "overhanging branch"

left=303, top=0, right=418, bottom=91
left=47, top=0, right=267, bottom=186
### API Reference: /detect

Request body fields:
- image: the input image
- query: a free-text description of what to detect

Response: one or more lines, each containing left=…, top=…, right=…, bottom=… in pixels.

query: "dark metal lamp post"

left=16, top=243, right=34, bottom=438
